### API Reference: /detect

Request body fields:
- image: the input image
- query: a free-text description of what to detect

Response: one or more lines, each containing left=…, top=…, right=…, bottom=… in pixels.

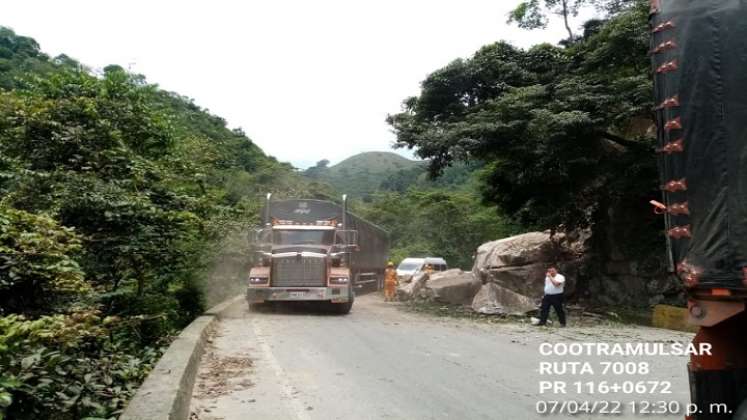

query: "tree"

left=389, top=1, right=657, bottom=246
left=303, top=159, right=331, bottom=179
left=0, top=27, right=55, bottom=89
left=359, top=189, right=518, bottom=269
left=0, top=206, right=88, bottom=314
left=507, top=0, right=637, bottom=40
left=508, top=0, right=588, bottom=40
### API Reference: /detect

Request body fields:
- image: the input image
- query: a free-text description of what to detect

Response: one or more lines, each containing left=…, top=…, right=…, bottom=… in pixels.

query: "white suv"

left=396, top=257, right=448, bottom=281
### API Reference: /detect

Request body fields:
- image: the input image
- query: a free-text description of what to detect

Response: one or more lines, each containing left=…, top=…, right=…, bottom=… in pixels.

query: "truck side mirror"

left=248, top=228, right=272, bottom=246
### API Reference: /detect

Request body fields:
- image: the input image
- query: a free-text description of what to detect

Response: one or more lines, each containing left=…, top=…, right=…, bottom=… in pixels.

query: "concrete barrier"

left=120, top=295, right=243, bottom=420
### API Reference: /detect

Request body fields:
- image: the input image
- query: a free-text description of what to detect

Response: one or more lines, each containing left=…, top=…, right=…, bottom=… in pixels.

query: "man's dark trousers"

left=538, top=293, right=566, bottom=326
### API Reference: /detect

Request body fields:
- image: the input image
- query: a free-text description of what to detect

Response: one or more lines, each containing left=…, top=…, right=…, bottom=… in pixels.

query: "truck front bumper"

left=246, top=287, right=351, bottom=303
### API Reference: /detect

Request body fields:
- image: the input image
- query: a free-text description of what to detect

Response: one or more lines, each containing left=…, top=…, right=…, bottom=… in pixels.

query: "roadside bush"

left=0, top=206, right=88, bottom=315
left=0, top=312, right=162, bottom=420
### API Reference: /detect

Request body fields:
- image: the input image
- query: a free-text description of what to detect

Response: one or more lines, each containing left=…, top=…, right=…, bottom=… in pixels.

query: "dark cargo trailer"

left=650, top=1, right=747, bottom=418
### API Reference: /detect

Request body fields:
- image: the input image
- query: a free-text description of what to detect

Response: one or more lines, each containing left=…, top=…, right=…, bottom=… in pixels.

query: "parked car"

left=396, top=257, right=447, bottom=281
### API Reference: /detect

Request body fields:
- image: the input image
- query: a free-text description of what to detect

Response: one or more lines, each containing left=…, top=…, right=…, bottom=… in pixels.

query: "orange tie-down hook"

left=650, top=200, right=667, bottom=214
left=650, top=200, right=690, bottom=215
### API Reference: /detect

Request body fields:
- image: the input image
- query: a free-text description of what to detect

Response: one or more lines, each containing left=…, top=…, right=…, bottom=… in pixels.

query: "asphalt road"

left=190, top=295, right=695, bottom=420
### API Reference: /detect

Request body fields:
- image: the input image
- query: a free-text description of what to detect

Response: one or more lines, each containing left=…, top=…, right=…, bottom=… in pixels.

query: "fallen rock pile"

left=396, top=230, right=586, bottom=316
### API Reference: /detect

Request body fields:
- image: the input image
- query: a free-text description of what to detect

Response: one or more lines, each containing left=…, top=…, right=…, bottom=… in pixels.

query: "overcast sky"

left=5, top=1, right=591, bottom=169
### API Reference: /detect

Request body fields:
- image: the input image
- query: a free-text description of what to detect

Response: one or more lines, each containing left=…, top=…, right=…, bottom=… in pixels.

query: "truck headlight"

left=329, top=277, right=349, bottom=285
left=249, top=277, right=269, bottom=285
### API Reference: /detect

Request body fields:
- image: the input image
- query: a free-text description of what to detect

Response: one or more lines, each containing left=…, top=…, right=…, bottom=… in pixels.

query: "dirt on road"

left=190, top=294, right=694, bottom=420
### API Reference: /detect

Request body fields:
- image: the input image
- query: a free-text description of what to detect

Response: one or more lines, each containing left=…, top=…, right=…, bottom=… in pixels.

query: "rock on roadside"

left=471, top=283, right=537, bottom=315
left=396, top=271, right=428, bottom=301
left=421, top=269, right=481, bottom=305
left=473, top=231, right=582, bottom=299
left=473, top=231, right=562, bottom=269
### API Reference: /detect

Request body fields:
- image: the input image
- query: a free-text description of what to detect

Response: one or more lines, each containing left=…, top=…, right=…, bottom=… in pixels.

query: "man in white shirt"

left=536, top=265, right=566, bottom=327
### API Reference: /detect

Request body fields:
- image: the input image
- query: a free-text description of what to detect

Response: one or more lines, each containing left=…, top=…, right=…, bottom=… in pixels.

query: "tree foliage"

left=357, top=188, right=518, bottom=269
left=0, top=206, right=87, bottom=314
left=389, top=1, right=658, bottom=248
left=507, top=0, right=637, bottom=39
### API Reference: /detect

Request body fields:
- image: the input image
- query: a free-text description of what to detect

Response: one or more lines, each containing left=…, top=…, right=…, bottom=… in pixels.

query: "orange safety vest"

left=385, top=267, right=397, bottom=284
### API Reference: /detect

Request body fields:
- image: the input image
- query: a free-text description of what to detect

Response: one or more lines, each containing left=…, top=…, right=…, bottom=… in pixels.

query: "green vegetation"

left=378, top=161, right=480, bottom=194
left=507, top=0, right=633, bottom=39
left=302, top=150, right=514, bottom=270
left=0, top=26, right=321, bottom=419
left=389, top=0, right=660, bottom=265
left=297, top=1, right=657, bottom=276
left=356, top=188, right=519, bottom=269
left=303, top=151, right=516, bottom=270
left=0, top=1, right=671, bottom=414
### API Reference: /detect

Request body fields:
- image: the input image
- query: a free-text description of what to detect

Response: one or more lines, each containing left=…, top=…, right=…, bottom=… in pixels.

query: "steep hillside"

left=0, top=25, right=329, bottom=419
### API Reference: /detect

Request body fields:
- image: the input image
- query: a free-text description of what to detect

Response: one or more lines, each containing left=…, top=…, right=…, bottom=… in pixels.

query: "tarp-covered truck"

left=246, top=194, right=389, bottom=314
left=650, top=1, right=747, bottom=418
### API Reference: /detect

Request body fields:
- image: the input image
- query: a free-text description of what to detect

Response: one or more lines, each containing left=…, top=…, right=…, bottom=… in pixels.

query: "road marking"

left=252, top=318, right=312, bottom=420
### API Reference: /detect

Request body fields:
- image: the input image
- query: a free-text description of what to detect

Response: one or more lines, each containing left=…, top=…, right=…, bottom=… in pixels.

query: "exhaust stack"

left=264, top=193, right=272, bottom=226
left=342, top=194, right=348, bottom=231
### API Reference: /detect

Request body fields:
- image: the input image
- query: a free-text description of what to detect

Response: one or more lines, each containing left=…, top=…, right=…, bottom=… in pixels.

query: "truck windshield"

left=273, top=229, right=334, bottom=246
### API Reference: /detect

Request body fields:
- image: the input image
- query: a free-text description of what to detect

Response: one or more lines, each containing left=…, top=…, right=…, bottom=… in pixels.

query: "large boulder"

left=486, top=263, right=549, bottom=299
left=421, top=269, right=481, bottom=305
left=396, top=271, right=428, bottom=301
left=473, top=231, right=561, bottom=270
left=471, top=283, right=537, bottom=315
left=473, top=231, right=581, bottom=299
left=484, top=263, right=579, bottom=300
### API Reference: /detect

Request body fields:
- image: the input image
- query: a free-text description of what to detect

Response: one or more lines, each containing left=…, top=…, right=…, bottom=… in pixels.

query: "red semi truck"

left=650, top=1, right=747, bottom=418
left=246, top=194, right=389, bottom=314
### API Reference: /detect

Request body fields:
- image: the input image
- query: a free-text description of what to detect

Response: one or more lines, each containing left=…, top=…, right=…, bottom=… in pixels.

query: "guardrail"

left=120, top=295, right=243, bottom=420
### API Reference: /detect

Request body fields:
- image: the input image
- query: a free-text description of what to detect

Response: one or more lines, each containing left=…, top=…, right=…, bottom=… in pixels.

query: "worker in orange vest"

left=384, top=261, right=398, bottom=301
left=424, top=263, right=434, bottom=276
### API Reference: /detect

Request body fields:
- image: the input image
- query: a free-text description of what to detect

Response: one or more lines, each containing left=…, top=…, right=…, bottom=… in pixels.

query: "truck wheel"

left=248, top=302, right=265, bottom=312
left=331, top=301, right=353, bottom=314
left=331, top=291, right=354, bottom=314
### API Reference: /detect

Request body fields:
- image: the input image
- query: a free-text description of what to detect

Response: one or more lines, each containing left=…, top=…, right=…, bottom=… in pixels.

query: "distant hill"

left=303, top=152, right=421, bottom=198
left=331, top=152, right=419, bottom=176
left=302, top=151, right=483, bottom=199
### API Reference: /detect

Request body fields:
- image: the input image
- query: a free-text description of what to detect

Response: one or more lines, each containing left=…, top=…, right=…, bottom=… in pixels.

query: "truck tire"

left=331, top=301, right=353, bottom=314
left=331, top=290, right=354, bottom=314
left=248, top=302, right=265, bottom=312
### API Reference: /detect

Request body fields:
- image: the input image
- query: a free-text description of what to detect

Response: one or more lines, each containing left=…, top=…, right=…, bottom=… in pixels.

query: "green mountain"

left=304, top=151, right=421, bottom=199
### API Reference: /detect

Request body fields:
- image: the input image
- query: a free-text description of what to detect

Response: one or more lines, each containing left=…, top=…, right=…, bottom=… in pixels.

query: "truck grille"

left=272, top=255, right=326, bottom=287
